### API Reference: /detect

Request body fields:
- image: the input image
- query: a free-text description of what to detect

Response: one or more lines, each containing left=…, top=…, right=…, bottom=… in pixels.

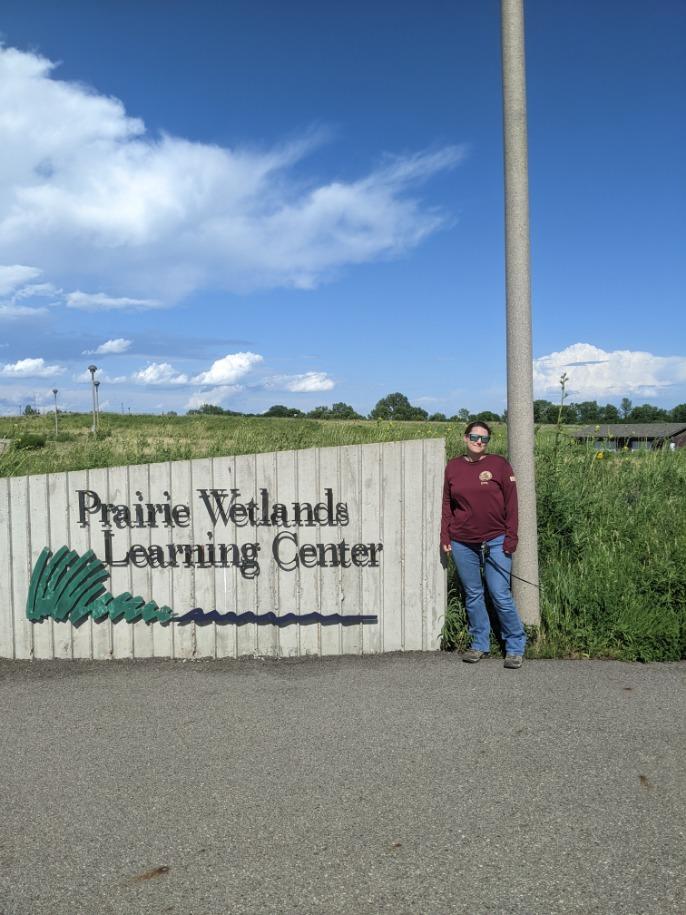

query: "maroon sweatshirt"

left=441, top=454, right=519, bottom=552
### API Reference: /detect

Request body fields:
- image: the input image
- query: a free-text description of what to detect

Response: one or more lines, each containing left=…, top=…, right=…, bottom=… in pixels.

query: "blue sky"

left=0, top=0, right=684, bottom=416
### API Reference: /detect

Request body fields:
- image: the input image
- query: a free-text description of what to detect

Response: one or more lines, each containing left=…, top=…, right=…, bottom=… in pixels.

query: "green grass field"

left=1, top=412, right=684, bottom=662
left=0, top=411, right=466, bottom=474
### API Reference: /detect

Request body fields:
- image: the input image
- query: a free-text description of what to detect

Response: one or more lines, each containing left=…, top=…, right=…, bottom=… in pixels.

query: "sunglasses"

left=468, top=433, right=490, bottom=443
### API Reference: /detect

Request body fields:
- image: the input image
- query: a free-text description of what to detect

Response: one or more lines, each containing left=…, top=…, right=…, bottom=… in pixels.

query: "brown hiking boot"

left=462, top=649, right=489, bottom=663
left=503, top=654, right=524, bottom=669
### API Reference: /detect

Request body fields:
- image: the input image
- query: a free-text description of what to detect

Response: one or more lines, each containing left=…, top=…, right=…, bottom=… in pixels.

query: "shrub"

left=14, top=433, right=47, bottom=450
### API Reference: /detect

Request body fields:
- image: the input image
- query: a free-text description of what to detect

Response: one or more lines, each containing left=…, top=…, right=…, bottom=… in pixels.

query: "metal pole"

left=501, top=0, right=540, bottom=626
left=52, top=388, right=58, bottom=436
left=94, top=381, right=101, bottom=427
left=88, top=365, right=98, bottom=436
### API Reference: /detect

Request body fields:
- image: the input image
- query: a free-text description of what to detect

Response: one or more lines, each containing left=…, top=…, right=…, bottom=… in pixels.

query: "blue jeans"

left=451, top=535, right=527, bottom=655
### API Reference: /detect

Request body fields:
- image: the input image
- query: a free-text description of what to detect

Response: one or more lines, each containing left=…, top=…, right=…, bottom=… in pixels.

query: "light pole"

left=94, top=380, right=101, bottom=428
left=52, top=388, right=58, bottom=436
left=501, top=0, right=540, bottom=626
left=88, top=364, right=98, bottom=436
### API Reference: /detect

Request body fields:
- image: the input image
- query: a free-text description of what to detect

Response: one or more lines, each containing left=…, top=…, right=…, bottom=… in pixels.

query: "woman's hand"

left=503, top=536, right=517, bottom=555
left=442, top=544, right=452, bottom=554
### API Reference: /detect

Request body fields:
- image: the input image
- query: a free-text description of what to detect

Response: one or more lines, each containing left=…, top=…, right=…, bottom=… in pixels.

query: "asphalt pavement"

left=1, top=654, right=684, bottom=915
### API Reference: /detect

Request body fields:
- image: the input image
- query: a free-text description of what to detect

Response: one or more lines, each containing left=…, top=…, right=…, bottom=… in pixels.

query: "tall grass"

left=535, top=436, right=685, bottom=661
left=1, top=412, right=683, bottom=660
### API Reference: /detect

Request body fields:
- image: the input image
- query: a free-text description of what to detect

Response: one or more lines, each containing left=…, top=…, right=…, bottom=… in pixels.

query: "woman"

left=441, top=421, right=527, bottom=668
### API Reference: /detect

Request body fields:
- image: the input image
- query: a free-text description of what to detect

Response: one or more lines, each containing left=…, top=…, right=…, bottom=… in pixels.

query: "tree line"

left=18, top=393, right=686, bottom=423
left=187, top=393, right=686, bottom=424
left=533, top=397, right=686, bottom=424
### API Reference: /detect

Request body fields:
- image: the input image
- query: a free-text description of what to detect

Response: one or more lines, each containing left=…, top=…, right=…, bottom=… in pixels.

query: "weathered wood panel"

left=1, top=440, right=445, bottom=659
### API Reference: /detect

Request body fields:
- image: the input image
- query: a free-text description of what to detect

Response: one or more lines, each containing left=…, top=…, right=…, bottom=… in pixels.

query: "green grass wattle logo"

left=26, top=546, right=173, bottom=625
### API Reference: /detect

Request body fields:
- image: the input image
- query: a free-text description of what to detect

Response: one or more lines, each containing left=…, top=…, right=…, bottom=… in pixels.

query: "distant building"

left=572, top=423, right=686, bottom=451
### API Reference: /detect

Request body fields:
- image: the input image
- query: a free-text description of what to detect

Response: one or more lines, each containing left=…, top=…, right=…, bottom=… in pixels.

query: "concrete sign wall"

left=0, top=438, right=446, bottom=659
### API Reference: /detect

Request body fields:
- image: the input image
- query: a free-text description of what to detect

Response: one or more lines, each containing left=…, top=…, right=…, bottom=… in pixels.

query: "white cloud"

left=0, top=46, right=463, bottom=300
left=0, top=303, right=49, bottom=320
left=66, top=291, right=161, bottom=311
left=0, top=265, right=42, bottom=295
left=132, top=362, right=189, bottom=385
left=83, top=338, right=132, bottom=355
left=263, top=371, right=335, bottom=393
left=13, top=282, right=60, bottom=300
left=533, top=343, right=686, bottom=399
left=0, top=266, right=58, bottom=319
left=186, top=386, right=242, bottom=409
left=0, top=357, right=63, bottom=378
left=73, top=352, right=262, bottom=391
left=192, top=352, right=263, bottom=385
left=0, top=384, right=60, bottom=409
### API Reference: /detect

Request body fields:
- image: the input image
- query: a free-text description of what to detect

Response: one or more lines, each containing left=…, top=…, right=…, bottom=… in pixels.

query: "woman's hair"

left=464, top=419, right=492, bottom=437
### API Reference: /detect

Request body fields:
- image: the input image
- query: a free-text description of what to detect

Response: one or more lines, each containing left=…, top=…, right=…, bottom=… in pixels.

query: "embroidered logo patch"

left=479, top=470, right=493, bottom=482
